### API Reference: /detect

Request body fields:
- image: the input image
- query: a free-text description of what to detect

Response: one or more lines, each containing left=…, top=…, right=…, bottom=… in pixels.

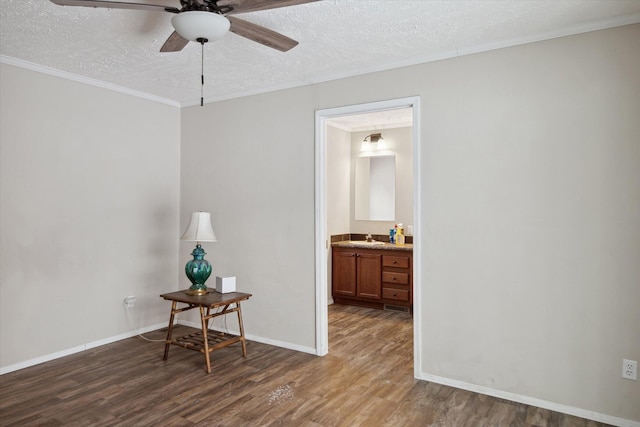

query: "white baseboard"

left=244, top=332, right=316, bottom=355
left=177, top=319, right=317, bottom=355
left=416, top=372, right=640, bottom=427
left=0, top=322, right=166, bottom=375
left=2, top=320, right=313, bottom=376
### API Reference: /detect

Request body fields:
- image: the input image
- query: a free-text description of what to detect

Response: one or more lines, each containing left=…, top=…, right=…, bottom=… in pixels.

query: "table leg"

left=237, top=301, right=247, bottom=358
left=200, top=305, right=212, bottom=373
left=163, top=301, right=177, bottom=361
left=205, top=306, right=211, bottom=330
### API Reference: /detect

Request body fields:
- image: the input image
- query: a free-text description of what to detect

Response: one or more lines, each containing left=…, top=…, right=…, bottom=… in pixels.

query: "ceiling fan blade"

left=49, top=0, right=179, bottom=13
left=228, top=16, right=298, bottom=52
left=160, top=31, right=190, bottom=52
left=219, top=0, right=320, bottom=15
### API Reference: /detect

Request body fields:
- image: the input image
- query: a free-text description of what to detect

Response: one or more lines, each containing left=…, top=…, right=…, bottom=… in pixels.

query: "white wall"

left=350, top=127, right=413, bottom=235
left=180, top=24, right=640, bottom=422
left=326, top=125, right=351, bottom=236
left=324, top=125, right=414, bottom=238
left=326, top=125, right=351, bottom=303
left=0, top=64, right=181, bottom=370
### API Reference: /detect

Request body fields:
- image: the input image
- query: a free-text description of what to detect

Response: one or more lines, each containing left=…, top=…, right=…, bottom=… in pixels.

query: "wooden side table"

left=160, top=289, right=252, bottom=373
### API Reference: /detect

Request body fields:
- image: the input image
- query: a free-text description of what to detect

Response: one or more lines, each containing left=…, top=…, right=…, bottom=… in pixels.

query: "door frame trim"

left=314, top=96, right=422, bottom=377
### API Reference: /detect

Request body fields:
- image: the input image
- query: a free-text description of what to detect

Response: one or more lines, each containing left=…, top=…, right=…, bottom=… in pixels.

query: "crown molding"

left=0, top=55, right=181, bottom=108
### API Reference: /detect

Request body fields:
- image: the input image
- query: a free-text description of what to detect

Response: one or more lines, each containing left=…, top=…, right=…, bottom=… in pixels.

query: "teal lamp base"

left=184, top=244, right=212, bottom=296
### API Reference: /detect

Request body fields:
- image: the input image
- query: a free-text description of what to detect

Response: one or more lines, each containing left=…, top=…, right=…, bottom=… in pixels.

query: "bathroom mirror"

left=354, top=155, right=395, bottom=221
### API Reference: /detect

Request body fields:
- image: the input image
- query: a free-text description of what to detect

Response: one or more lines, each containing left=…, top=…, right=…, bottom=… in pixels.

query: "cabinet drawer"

left=382, top=255, right=410, bottom=269
left=383, top=288, right=410, bottom=302
left=382, top=271, right=409, bottom=285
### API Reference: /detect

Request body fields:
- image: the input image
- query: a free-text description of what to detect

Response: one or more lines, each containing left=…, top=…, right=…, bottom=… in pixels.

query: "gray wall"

left=180, top=24, right=640, bottom=421
left=0, top=64, right=181, bottom=369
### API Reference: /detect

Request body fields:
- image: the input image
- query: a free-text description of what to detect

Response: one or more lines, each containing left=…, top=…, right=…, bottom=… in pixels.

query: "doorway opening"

left=315, top=97, right=422, bottom=377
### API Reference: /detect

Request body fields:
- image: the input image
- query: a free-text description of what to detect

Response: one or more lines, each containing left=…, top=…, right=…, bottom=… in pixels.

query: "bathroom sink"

left=348, top=240, right=386, bottom=246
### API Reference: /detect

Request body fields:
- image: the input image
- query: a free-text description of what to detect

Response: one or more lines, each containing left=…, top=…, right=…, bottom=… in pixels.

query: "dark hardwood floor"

left=1, top=304, right=608, bottom=426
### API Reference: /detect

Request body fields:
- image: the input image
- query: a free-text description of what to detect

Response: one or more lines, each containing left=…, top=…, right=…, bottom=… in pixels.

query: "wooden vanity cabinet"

left=332, top=248, right=381, bottom=301
left=332, top=245, right=412, bottom=310
left=332, top=249, right=357, bottom=297
left=381, top=254, right=412, bottom=306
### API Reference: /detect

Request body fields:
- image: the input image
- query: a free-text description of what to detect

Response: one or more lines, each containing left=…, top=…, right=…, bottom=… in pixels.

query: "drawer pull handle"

left=393, top=293, right=397, bottom=296
left=393, top=276, right=397, bottom=281
left=393, top=261, right=397, bottom=264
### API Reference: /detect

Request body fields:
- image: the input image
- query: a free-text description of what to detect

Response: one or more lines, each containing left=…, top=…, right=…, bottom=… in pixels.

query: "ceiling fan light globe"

left=171, top=11, right=230, bottom=42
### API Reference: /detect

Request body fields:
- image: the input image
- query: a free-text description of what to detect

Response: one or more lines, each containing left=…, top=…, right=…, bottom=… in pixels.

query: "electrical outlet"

left=622, top=359, right=637, bottom=380
left=124, top=296, right=136, bottom=308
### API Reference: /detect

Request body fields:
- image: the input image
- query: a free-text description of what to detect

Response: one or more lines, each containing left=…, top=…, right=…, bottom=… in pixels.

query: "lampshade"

left=171, top=11, right=230, bottom=42
left=181, top=212, right=217, bottom=242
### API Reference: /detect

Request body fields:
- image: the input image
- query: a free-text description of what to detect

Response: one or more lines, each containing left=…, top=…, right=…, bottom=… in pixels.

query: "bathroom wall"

left=325, top=125, right=414, bottom=239
left=326, top=125, right=352, bottom=303
left=350, top=126, right=413, bottom=236
left=327, top=125, right=352, bottom=238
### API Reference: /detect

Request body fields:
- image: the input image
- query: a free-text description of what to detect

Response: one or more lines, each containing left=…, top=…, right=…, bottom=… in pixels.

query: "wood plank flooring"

left=0, top=304, right=609, bottom=426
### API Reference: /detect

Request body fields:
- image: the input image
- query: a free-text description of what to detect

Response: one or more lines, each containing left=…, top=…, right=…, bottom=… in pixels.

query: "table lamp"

left=181, top=212, right=217, bottom=296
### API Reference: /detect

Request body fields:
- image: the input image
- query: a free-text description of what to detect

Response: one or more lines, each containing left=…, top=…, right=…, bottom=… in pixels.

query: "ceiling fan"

left=49, top=0, right=320, bottom=52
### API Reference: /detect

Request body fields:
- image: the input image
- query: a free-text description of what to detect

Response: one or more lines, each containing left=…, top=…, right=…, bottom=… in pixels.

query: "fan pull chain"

left=200, top=39, right=205, bottom=107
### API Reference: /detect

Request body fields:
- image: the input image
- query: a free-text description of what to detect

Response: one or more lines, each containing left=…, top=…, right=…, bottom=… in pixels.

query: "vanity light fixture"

left=363, top=133, right=384, bottom=143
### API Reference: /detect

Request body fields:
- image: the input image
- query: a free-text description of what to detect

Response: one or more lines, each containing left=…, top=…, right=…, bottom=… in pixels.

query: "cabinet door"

left=357, top=253, right=382, bottom=299
left=332, top=250, right=357, bottom=296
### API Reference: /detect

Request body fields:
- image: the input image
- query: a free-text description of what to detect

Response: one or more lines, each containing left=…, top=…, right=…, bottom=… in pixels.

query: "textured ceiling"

left=1, top=0, right=639, bottom=107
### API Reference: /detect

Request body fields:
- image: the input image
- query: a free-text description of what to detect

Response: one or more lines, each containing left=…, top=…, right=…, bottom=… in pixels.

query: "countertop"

left=331, top=240, right=413, bottom=252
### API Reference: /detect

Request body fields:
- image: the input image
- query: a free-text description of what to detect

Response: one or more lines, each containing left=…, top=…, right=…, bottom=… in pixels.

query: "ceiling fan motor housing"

left=171, top=11, right=231, bottom=42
